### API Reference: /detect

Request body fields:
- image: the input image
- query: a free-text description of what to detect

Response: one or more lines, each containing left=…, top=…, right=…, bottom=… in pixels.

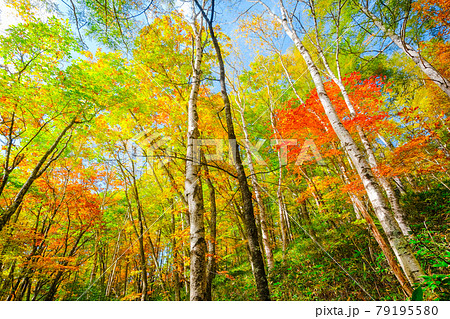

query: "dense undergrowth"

left=24, top=184, right=449, bottom=301
left=210, top=184, right=450, bottom=301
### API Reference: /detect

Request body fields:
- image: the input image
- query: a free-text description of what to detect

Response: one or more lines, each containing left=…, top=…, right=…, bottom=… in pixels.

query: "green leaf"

left=432, top=260, right=449, bottom=268
left=411, top=287, right=423, bottom=301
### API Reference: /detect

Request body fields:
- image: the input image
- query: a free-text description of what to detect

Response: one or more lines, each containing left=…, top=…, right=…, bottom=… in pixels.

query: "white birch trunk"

left=359, top=4, right=450, bottom=98
left=315, top=44, right=412, bottom=236
left=308, top=0, right=413, bottom=236
left=185, top=16, right=207, bottom=301
left=258, top=0, right=426, bottom=285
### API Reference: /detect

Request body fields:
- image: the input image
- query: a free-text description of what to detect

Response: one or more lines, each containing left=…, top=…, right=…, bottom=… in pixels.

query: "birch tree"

left=185, top=2, right=207, bottom=300
left=194, top=0, right=271, bottom=300
left=356, top=0, right=450, bottom=98
left=306, top=0, right=412, bottom=236
left=253, top=0, right=426, bottom=286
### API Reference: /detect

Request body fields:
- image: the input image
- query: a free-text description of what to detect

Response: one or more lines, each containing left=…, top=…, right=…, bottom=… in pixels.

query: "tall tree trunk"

left=136, top=206, right=148, bottom=301
left=232, top=199, right=254, bottom=269
left=261, top=0, right=425, bottom=286
left=88, top=231, right=99, bottom=299
left=106, top=215, right=128, bottom=298
left=123, top=260, right=129, bottom=297
left=309, top=1, right=412, bottom=237
left=335, top=146, right=413, bottom=296
left=203, top=154, right=217, bottom=301
left=171, top=212, right=181, bottom=301
left=358, top=131, right=412, bottom=237
left=185, top=13, right=207, bottom=301
left=354, top=197, right=413, bottom=297
left=300, top=201, right=317, bottom=239
left=331, top=65, right=411, bottom=237
left=269, top=107, right=290, bottom=260
left=237, top=108, right=275, bottom=271
left=117, top=155, right=148, bottom=301
left=195, top=0, right=271, bottom=300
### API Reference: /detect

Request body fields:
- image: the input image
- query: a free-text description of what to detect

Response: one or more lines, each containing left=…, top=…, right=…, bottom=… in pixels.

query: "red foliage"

left=276, top=72, right=388, bottom=167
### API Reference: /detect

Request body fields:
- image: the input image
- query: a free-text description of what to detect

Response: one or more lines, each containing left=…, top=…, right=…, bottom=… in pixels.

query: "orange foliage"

left=414, top=0, right=450, bottom=36
left=277, top=72, right=388, bottom=168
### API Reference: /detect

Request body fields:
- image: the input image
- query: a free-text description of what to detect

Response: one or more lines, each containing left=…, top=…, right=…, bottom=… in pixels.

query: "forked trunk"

left=271, top=3, right=425, bottom=286
left=195, top=0, right=271, bottom=299
left=359, top=3, right=450, bottom=98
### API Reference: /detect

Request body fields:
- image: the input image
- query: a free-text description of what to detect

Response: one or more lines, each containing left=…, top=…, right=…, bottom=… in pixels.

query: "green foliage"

left=403, top=183, right=450, bottom=233
left=211, top=221, right=408, bottom=301
left=411, top=287, right=424, bottom=301
left=1, top=0, right=449, bottom=302
left=403, top=183, right=450, bottom=300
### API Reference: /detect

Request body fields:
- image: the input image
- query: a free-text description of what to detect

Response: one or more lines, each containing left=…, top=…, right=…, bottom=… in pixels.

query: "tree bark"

left=260, top=0, right=425, bottom=286
left=203, top=154, right=217, bottom=301
left=171, top=212, right=181, bottom=301
left=237, top=107, right=275, bottom=271
left=335, top=146, right=413, bottom=296
left=269, top=108, right=290, bottom=260
left=195, top=0, right=271, bottom=300
left=185, top=12, right=207, bottom=301
left=358, top=2, right=450, bottom=98
left=309, top=1, right=412, bottom=236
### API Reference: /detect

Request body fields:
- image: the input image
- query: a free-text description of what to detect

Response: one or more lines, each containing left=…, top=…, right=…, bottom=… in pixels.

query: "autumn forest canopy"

left=0, top=0, right=449, bottom=301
